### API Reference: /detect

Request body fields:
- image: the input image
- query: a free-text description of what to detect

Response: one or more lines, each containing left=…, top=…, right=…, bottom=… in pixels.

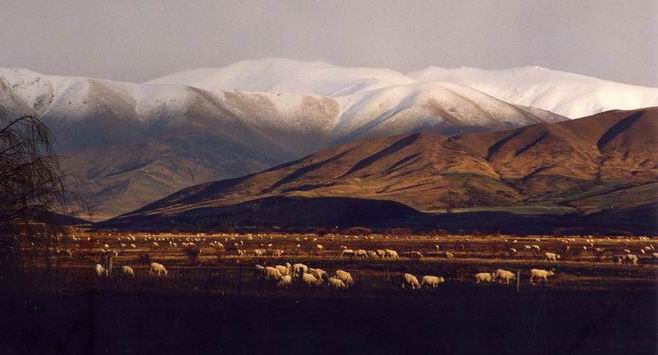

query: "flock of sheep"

left=254, top=262, right=353, bottom=289
left=94, top=262, right=167, bottom=278
left=92, top=257, right=557, bottom=291
left=70, top=232, right=654, bottom=293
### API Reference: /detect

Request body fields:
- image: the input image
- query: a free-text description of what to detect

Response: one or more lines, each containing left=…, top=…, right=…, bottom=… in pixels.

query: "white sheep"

left=308, top=268, right=328, bottom=281
left=401, top=273, right=421, bottom=289
left=277, top=275, right=293, bottom=288
left=624, top=254, right=639, bottom=265
left=530, top=269, right=554, bottom=284
left=293, top=263, right=308, bottom=276
left=265, top=266, right=283, bottom=281
left=94, top=264, right=107, bottom=277
left=475, top=272, right=494, bottom=283
left=544, top=252, right=560, bottom=262
left=355, top=249, right=368, bottom=258
left=421, top=275, right=444, bottom=288
left=328, top=277, right=347, bottom=289
left=254, top=264, right=266, bottom=279
left=122, top=266, right=135, bottom=278
left=275, top=264, right=290, bottom=276
left=302, top=273, right=322, bottom=287
left=335, top=270, right=354, bottom=286
left=410, top=251, right=423, bottom=259
left=384, top=249, right=399, bottom=258
left=376, top=249, right=386, bottom=257
left=494, top=269, right=516, bottom=284
left=149, top=262, right=168, bottom=277
left=340, top=249, right=355, bottom=257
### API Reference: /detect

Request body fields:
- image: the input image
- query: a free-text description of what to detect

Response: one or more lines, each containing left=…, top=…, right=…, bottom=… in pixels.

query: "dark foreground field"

left=0, top=286, right=654, bottom=355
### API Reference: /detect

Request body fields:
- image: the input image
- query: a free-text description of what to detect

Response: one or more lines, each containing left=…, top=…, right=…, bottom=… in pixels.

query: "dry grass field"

left=2, top=231, right=656, bottom=355
left=8, top=231, right=657, bottom=293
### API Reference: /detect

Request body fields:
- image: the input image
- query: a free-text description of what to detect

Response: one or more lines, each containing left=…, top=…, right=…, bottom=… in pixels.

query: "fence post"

left=107, top=255, right=113, bottom=278
left=516, top=270, right=520, bottom=293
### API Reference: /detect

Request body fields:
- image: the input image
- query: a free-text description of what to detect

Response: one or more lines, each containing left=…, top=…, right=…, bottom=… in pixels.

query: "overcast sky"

left=1, top=0, right=656, bottom=86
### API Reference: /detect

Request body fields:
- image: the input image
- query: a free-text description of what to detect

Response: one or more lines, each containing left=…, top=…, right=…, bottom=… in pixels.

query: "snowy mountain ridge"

left=150, top=58, right=658, bottom=118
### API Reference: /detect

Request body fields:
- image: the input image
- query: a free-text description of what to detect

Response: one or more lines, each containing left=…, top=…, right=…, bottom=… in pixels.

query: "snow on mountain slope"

left=408, top=66, right=658, bottom=118
left=150, top=59, right=658, bottom=118
left=147, top=58, right=416, bottom=96
left=332, top=81, right=559, bottom=142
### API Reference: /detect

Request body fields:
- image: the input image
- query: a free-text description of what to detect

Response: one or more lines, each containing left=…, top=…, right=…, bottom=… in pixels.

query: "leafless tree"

left=0, top=112, right=68, bottom=228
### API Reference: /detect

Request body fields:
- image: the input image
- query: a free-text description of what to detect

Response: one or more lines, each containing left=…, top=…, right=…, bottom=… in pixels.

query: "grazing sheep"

left=254, top=249, right=265, bottom=257
left=149, top=262, right=168, bottom=277
left=624, top=254, right=639, bottom=265
left=122, top=266, right=135, bottom=278
left=475, top=272, right=494, bottom=283
left=293, top=263, right=308, bottom=276
left=509, top=248, right=518, bottom=255
left=272, top=249, right=284, bottom=257
left=94, top=264, right=107, bottom=277
left=265, top=266, right=283, bottom=281
left=531, top=245, right=541, bottom=252
left=355, top=249, right=368, bottom=258
left=442, top=251, right=455, bottom=259
left=530, top=269, right=554, bottom=284
left=367, top=250, right=378, bottom=258
left=254, top=264, right=266, bottom=279
left=376, top=249, right=386, bottom=258
left=421, top=275, right=445, bottom=288
left=129, top=243, right=137, bottom=249
left=340, top=249, right=355, bottom=257
left=653, top=253, right=658, bottom=259
left=384, top=249, right=399, bottom=258
left=275, top=264, right=290, bottom=276
left=328, top=277, right=347, bottom=289
left=544, top=252, right=560, bottom=262
left=494, top=269, right=516, bottom=284
left=410, top=251, right=423, bottom=259
left=277, top=275, right=293, bottom=288
left=302, top=273, right=322, bottom=287
left=401, top=273, right=421, bottom=289
left=308, top=268, right=328, bottom=281
left=335, top=270, right=354, bottom=286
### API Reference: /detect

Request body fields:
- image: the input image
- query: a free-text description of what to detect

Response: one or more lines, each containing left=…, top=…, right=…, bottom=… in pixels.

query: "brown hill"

left=102, top=108, right=658, bottom=232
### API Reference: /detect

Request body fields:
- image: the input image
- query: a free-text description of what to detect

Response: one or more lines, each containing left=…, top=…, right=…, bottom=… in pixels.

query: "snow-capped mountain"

left=153, top=59, right=658, bottom=119
left=407, top=66, right=658, bottom=118
left=6, top=57, right=655, bottom=218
